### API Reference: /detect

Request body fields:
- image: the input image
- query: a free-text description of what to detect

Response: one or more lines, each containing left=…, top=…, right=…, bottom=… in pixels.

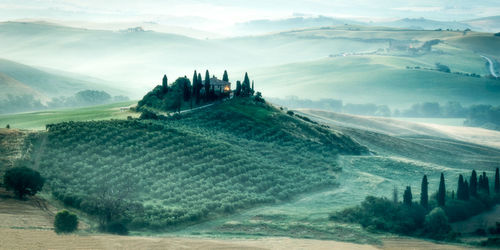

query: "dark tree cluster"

left=331, top=168, right=500, bottom=240
left=3, top=166, right=44, bottom=199
left=137, top=70, right=256, bottom=113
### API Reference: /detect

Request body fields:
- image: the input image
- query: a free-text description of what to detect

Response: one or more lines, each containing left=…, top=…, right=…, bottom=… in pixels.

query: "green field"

left=0, top=101, right=138, bottom=130
left=252, top=54, right=500, bottom=106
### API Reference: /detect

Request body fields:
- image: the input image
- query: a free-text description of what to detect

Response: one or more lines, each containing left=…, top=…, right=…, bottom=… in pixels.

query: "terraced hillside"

left=27, top=98, right=366, bottom=231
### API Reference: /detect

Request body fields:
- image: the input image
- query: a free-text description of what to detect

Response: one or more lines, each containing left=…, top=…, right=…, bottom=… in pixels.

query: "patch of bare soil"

left=379, top=237, right=478, bottom=250
left=0, top=229, right=381, bottom=250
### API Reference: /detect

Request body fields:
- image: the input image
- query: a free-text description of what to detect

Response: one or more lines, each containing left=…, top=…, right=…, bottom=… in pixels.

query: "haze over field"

left=1, top=1, right=500, bottom=249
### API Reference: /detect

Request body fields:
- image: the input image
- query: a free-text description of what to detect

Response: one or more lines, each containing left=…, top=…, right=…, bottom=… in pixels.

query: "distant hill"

left=464, top=16, right=500, bottom=33
left=0, top=58, right=122, bottom=100
left=0, top=72, right=45, bottom=100
left=234, top=16, right=362, bottom=34
left=377, top=18, right=472, bottom=31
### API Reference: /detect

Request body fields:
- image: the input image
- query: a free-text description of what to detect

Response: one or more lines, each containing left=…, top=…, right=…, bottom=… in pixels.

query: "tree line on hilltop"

left=137, top=70, right=258, bottom=113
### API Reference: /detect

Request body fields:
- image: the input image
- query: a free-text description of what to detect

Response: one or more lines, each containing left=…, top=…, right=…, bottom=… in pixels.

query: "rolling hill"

left=0, top=58, right=123, bottom=101
left=251, top=55, right=500, bottom=106
left=21, top=98, right=366, bottom=231
left=1, top=21, right=499, bottom=111
left=1, top=96, right=498, bottom=245
left=464, top=16, right=500, bottom=33
left=0, top=73, right=44, bottom=100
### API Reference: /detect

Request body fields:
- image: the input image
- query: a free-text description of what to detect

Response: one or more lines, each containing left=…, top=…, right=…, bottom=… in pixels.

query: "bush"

left=423, top=208, right=451, bottom=239
left=330, top=196, right=425, bottom=235
left=54, top=210, right=78, bottom=233
left=3, top=167, right=44, bottom=199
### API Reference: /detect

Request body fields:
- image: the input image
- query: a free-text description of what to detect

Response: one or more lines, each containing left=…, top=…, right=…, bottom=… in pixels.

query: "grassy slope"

left=28, top=98, right=366, bottom=230
left=0, top=58, right=124, bottom=99
left=253, top=55, right=500, bottom=106
left=172, top=108, right=499, bottom=241
left=0, top=72, right=44, bottom=100
left=0, top=101, right=138, bottom=130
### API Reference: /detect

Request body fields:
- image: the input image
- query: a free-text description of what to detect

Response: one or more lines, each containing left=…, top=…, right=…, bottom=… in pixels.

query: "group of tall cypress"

left=401, top=168, right=500, bottom=208
left=161, top=70, right=254, bottom=106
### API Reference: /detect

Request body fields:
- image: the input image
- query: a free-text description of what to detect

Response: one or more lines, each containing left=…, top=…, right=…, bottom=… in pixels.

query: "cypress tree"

left=483, top=172, right=490, bottom=195
left=479, top=174, right=484, bottom=192
left=437, top=173, right=446, bottom=207
left=197, top=73, right=202, bottom=103
left=222, top=70, right=229, bottom=82
left=420, top=175, right=428, bottom=209
left=470, top=170, right=478, bottom=197
left=251, top=80, right=255, bottom=95
left=192, top=70, right=197, bottom=95
left=403, top=186, right=412, bottom=206
left=464, top=180, right=469, bottom=200
left=393, top=186, right=398, bottom=204
left=204, top=70, right=210, bottom=101
left=242, top=72, right=251, bottom=96
left=451, top=190, right=455, bottom=200
left=162, top=74, right=168, bottom=93
left=235, top=81, right=242, bottom=97
left=495, top=168, right=500, bottom=194
left=457, top=174, right=465, bottom=200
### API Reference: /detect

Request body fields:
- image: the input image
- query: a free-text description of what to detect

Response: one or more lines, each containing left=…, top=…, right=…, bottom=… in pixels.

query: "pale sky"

left=0, top=0, right=499, bottom=31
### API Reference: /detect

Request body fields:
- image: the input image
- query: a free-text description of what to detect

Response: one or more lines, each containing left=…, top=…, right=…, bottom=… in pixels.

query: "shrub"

left=286, top=110, right=294, bottom=116
left=330, top=196, right=425, bottom=235
left=423, top=207, right=451, bottom=239
left=54, top=210, right=78, bottom=233
left=3, top=167, right=44, bottom=199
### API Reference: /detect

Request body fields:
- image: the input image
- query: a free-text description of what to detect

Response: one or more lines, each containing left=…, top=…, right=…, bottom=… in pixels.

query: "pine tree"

left=470, top=170, right=478, bottom=197
left=403, top=186, right=412, bottom=206
left=495, top=168, right=500, bottom=194
left=437, top=173, right=446, bottom=207
left=457, top=174, right=465, bottom=200
left=204, top=70, right=210, bottom=101
left=420, top=175, right=428, bottom=209
left=235, top=81, right=242, bottom=97
left=223, top=70, right=229, bottom=82
left=162, top=74, right=168, bottom=93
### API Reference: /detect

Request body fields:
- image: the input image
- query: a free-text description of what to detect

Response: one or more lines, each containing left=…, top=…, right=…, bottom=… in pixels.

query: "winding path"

left=481, top=55, right=498, bottom=77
